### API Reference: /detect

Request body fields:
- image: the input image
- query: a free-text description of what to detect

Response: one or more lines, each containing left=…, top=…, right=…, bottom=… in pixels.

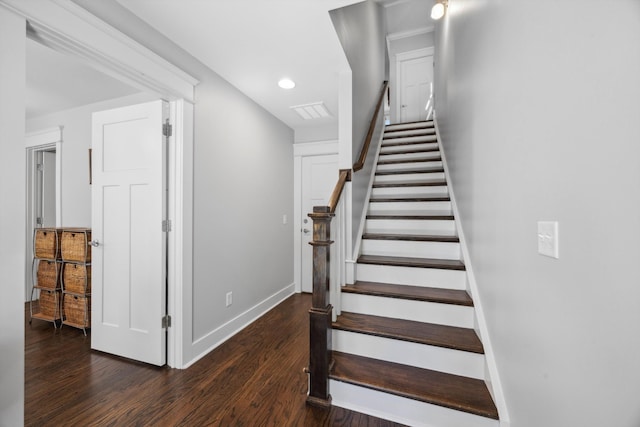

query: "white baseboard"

left=183, top=283, right=295, bottom=369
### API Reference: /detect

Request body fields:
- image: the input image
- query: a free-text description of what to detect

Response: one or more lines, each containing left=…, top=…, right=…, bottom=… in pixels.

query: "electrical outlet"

left=226, top=292, right=233, bottom=307
left=537, top=221, right=559, bottom=259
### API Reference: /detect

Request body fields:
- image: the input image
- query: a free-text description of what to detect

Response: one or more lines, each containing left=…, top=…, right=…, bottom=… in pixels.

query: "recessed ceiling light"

left=278, top=78, right=296, bottom=89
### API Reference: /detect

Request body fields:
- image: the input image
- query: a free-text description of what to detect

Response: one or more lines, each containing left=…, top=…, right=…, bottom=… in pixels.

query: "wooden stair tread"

left=376, top=168, right=444, bottom=176
left=330, top=352, right=498, bottom=420
left=344, top=281, right=473, bottom=306
left=383, top=131, right=436, bottom=140
left=370, top=195, right=450, bottom=202
left=378, top=157, right=441, bottom=165
left=362, top=233, right=459, bottom=243
left=358, top=255, right=465, bottom=270
left=372, top=180, right=446, bottom=188
left=334, top=312, right=482, bottom=353
left=367, top=214, right=455, bottom=220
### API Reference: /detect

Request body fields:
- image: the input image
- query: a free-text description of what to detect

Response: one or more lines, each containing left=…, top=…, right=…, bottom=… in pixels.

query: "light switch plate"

left=537, top=221, right=559, bottom=258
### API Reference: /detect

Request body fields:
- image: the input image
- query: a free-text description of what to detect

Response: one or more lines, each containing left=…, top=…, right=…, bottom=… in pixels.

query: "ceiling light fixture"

left=278, top=78, right=296, bottom=89
left=431, top=0, right=448, bottom=20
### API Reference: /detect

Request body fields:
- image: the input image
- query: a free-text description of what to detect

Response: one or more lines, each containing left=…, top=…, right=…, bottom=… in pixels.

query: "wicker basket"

left=36, top=260, right=61, bottom=289
left=39, top=289, right=62, bottom=318
left=34, top=228, right=63, bottom=259
left=62, top=263, right=91, bottom=294
left=61, top=229, right=92, bottom=262
left=64, top=294, right=91, bottom=327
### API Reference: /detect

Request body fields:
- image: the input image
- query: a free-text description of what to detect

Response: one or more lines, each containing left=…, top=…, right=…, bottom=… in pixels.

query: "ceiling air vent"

left=290, top=102, right=331, bottom=120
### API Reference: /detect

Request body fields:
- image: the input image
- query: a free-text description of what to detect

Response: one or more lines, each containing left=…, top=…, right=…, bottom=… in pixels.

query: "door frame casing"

left=2, top=0, right=199, bottom=368
left=395, top=47, right=434, bottom=123
left=24, top=127, right=63, bottom=302
left=293, top=140, right=338, bottom=293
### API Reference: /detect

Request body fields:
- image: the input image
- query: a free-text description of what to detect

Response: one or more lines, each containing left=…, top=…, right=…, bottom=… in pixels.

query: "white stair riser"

left=385, top=121, right=433, bottom=131
left=330, top=381, right=500, bottom=427
left=365, top=219, right=457, bottom=236
left=356, top=263, right=466, bottom=290
left=371, top=186, right=448, bottom=198
left=368, top=201, right=452, bottom=215
left=383, top=128, right=436, bottom=138
left=376, top=161, right=443, bottom=172
left=361, top=239, right=461, bottom=260
left=381, top=135, right=437, bottom=145
left=374, top=172, right=445, bottom=183
left=341, top=293, right=473, bottom=328
left=379, top=151, right=440, bottom=162
left=333, top=330, right=485, bottom=379
left=380, top=142, right=438, bottom=153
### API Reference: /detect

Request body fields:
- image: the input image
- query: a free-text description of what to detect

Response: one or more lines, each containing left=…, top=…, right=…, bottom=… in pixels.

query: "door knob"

left=303, top=228, right=311, bottom=235
left=89, top=240, right=100, bottom=247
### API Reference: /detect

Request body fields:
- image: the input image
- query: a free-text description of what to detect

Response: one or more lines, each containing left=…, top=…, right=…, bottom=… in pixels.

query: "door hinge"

left=36, top=217, right=43, bottom=226
left=36, top=163, right=44, bottom=172
left=162, top=219, right=172, bottom=232
left=162, top=315, right=172, bottom=329
left=162, top=121, right=173, bottom=137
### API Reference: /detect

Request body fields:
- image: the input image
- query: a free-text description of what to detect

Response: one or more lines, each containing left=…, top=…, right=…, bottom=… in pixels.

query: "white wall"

left=26, top=92, right=155, bottom=227
left=434, top=1, right=640, bottom=426
left=330, top=0, right=388, bottom=246
left=0, top=7, right=25, bottom=426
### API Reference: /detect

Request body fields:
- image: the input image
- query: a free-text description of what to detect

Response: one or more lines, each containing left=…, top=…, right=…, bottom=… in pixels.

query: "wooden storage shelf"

left=31, top=227, right=92, bottom=334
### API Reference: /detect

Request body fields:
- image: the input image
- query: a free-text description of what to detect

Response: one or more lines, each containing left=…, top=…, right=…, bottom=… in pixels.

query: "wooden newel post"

left=306, top=205, right=334, bottom=408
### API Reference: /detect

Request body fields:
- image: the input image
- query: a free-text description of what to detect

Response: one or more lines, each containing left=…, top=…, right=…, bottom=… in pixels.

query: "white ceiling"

left=26, top=0, right=432, bottom=128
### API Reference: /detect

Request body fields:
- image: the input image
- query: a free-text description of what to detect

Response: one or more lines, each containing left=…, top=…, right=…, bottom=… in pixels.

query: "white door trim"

left=24, top=127, right=63, bottom=302
left=293, top=140, right=339, bottom=293
left=3, top=0, right=198, bottom=368
left=395, top=47, right=434, bottom=122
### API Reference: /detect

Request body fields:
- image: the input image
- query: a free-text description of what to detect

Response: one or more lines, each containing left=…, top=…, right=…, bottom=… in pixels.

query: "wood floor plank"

left=333, top=312, right=484, bottom=353
left=25, top=296, right=404, bottom=427
left=330, top=352, right=498, bottom=420
left=342, top=281, right=473, bottom=306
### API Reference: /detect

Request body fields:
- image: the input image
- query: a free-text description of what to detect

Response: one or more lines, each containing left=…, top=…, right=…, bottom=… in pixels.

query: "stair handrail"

left=306, top=80, right=389, bottom=408
left=353, top=80, right=389, bottom=172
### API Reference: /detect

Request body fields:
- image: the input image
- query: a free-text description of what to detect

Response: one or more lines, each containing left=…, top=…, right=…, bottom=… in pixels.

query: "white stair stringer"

left=330, top=381, right=499, bottom=427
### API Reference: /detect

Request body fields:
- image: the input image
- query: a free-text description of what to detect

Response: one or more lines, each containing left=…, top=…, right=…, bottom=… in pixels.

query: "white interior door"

left=301, top=154, right=338, bottom=293
left=400, top=55, right=433, bottom=122
left=91, top=100, right=168, bottom=366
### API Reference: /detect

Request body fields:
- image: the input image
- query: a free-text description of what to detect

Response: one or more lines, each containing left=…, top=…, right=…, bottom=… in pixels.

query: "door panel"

left=301, top=154, right=338, bottom=293
left=91, top=100, right=167, bottom=366
left=400, top=55, right=433, bottom=122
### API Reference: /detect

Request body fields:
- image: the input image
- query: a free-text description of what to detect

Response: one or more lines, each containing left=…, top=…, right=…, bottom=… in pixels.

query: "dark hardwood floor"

left=25, top=294, right=404, bottom=426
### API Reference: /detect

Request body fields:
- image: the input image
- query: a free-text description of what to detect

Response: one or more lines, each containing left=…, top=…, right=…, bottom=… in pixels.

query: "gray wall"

left=434, top=1, right=640, bottom=426
left=330, top=0, right=387, bottom=245
left=0, top=7, right=25, bottom=426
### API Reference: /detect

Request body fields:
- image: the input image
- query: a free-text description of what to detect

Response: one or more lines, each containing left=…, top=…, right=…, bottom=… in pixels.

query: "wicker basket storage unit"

left=36, top=259, right=61, bottom=289
left=62, top=262, right=91, bottom=294
left=64, top=294, right=91, bottom=328
left=61, top=229, right=92, bottom=262
left=38, top=289, right=62, bottom=319
left=34, top=228, right=63, bottom=259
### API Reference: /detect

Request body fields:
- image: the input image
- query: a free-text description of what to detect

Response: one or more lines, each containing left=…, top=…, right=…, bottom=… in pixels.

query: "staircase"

left=329, top=121, right=499, bottom=427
